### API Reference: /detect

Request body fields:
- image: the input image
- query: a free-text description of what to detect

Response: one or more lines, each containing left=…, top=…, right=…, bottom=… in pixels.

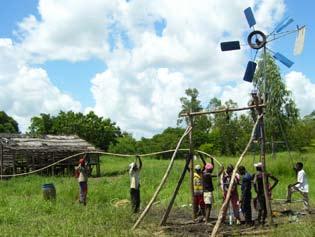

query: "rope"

left=0, top=143, right=221, bottom=178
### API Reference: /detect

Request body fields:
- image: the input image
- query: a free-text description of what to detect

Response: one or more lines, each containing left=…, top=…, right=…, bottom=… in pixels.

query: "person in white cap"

left=253, top=162, right=278, bottom=225
left=129, top=155, right=142, bottom=213
left=286, top=162, right=310, bottom=212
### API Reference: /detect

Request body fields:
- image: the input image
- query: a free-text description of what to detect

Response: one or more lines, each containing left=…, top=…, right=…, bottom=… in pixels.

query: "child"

left=75, top=157, right=89, bottom=205
left=202, top=158, right=224, bottom=224
left=238, top=166, right=252, bottom=225
left=221, top=164, right=241, bottom=224
left=193, top=164, right=205, bottom=218
left=129, top=155, right=142, bottom=213
left=286, top=162, right=310, bottom=212
left=253, top=162, right=278, bottom=225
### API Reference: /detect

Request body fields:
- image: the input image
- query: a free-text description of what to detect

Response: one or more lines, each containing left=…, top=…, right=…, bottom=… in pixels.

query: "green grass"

left=0, top=151, right=314, bottom=236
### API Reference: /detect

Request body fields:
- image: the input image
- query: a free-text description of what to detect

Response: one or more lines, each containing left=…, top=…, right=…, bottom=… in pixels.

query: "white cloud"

left=4, top=0, right=287, bottom=137
left=0, top=39, right=81, bottom=131
left=285, top=71, right=315, bottom=116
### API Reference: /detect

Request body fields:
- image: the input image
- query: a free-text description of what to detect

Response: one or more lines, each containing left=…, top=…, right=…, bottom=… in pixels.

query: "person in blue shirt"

left=238, top=166, right=252, bottom=225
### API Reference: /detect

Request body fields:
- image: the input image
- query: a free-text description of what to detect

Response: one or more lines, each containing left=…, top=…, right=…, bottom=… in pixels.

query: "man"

left=202, top=158, right=224, bottom=224
left=75, top=156, right=89, bottom=205
left=253, top=162, right=278, bottom=225
left=248, top=89, right=263, bottom=141
left=129, top=155, right=142, bottom=213
left=286, top=162, right=310, bottom=212
left=238, top=166, right=252, bottom=225
left=221, top=164, right=241, bottom=224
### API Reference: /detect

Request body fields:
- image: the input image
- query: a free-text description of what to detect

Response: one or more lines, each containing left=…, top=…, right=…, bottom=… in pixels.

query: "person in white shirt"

left=286, top=162, right=310, bottom=212
left=129, top=155, right=142, bottom=213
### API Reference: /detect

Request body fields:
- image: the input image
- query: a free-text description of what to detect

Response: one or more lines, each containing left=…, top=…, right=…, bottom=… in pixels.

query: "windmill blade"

left=220, top=41, right=241, bottom=51
left=273, top=52, right=294, bottom=68
left=244, top=7, right=256, bottom=28
left=294, top=26, right=306, bottom=55
left=275, top=17, right=294, bottom=33
left=243, top=61, right=257, bottom=82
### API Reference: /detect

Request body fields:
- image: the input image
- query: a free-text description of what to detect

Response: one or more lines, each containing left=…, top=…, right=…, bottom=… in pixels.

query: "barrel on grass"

left=42, top=183, right=56, bottom=200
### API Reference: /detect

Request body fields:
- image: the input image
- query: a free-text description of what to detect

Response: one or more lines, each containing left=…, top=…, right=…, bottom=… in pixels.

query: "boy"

left=194, top=164, right=205, bottom=218
left=221, top=164, right=241, bottom=224
left=238, top=166, right=252, bottom=225
left=202, top=158, right=224, bottom=224
left=253, top=162, right=278, bottom=225
left=286, top=162, right=310, bottom=212
left=75, top=157, right=89, bottom=205
left=129, top=155, right=142, bottom=213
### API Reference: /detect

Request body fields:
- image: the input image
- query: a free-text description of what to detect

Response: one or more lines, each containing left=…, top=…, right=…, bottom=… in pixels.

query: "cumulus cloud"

left=4, top=0, right=287, bottom=137
left=0, top=39, right=81, bottom=131
left=285, top=71, right=315, bottom=116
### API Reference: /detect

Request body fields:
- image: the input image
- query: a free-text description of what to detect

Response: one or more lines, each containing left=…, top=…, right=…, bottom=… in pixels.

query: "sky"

left=0, top=0, right=314, bottom=138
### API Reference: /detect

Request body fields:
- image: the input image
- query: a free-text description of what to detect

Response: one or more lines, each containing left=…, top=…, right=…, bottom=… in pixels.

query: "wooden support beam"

left=160, top=154, right=191, bottom=226
left=189, top=115, right=196, bottom=220
left=180, top=104, right=265, bottom=117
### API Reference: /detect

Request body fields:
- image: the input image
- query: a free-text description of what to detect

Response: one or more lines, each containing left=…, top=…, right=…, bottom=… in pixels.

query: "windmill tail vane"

left=220, top=7, right=306, bottom=83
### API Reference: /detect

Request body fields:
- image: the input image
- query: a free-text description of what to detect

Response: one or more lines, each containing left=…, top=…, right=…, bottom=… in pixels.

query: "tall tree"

left=0, top=111, right=19, bottom=133
left=253, top=53, right=299, bottom=142
left=177, top=88, right=211, bottom=148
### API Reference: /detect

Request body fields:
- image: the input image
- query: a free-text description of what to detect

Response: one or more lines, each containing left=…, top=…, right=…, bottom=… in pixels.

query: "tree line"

left=1, top=54, right=314, bottom=156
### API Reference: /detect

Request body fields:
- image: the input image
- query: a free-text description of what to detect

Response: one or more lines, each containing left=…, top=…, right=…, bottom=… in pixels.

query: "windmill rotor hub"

left=247, top=30, right=267, bottom=49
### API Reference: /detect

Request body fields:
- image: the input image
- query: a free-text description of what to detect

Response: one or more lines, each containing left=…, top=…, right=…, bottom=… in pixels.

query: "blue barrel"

left=42, top=183, right=56, bottom=200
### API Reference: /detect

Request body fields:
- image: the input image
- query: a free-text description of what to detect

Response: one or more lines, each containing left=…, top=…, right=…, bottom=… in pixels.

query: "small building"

left=0, top=134, right=101, bottom=177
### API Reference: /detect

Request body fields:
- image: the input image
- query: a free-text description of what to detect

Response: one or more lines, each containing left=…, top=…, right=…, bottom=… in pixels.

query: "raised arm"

left=136, top=155, right=142, bottom=170
left=268, top=173, right=279, bottom=191
left=200, top=154, right=206, bottom=167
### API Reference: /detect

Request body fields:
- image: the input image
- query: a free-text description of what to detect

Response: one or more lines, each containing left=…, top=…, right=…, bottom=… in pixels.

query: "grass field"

left=0, top=150, right=314, bottom=236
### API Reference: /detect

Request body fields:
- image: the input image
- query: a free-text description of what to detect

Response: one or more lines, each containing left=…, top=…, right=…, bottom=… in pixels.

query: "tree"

left=108, top=133, right=137, bottom=154
left=28, top=111, right=122, bottom=150
left=253, top=53, right=299, bottom=143
left=177, top=88, right=211, bottom=148
left=0, top=111, right=19, bottom=133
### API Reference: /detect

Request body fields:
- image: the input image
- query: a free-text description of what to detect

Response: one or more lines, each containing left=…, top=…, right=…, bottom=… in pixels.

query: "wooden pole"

left=189, top=115, right=196, bottom=220
left=259, top=116, right=273, bottom=225
left=261, top=45, right=273, bottom=225
left=210, top=115, right=262, bottom=237
left=131, top=126, right=192, bottom=230
left=180, top=104, right=265, bottom=117
left=159, top=154, right=191, bottom=226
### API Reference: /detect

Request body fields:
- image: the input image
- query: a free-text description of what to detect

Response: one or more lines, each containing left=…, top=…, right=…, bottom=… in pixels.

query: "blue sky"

left=0, top=0, right=314, bottom=137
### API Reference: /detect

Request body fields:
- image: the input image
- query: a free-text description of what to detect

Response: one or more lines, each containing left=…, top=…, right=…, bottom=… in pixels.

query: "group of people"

left=74, top=154, right=310, bottom=225
left=192, top=159, right=310, bottom=225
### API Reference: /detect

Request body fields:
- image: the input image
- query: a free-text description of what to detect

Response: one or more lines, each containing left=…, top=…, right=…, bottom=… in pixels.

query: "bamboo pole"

left=189, top=115, right=196, bottom=220
left=179, top=104, right=265, bottom=117
left=210, top=115, right=262, bottom=237
left=159, top=154, right=191, bottom=226
left=131, top=126, right=192, bottom=230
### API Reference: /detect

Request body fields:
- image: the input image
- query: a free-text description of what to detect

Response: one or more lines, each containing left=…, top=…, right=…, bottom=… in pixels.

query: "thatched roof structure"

left=0, top=134, right=101, bottom=176
left=0, top=134, right=97, bottom=151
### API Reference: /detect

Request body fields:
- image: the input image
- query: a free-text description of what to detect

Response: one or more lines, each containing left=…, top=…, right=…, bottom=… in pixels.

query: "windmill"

left=220, top=7, right=306, bottom=83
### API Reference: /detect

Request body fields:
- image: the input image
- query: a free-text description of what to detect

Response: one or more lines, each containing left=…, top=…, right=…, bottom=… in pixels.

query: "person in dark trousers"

left=75, top=156, right=89, bottom=205
left=286, top=162, right=310, bottom=212
left=202, top=157, right=224, bottom=224
left=238, top=166, right=252, bottom=225
left=253, top=162, right=278, bottom=225
left=129, top=155, right=142, bottom=213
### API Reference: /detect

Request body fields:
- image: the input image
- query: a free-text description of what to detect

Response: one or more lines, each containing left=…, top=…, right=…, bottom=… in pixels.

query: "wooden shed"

left=0, top=134, right=101, bottom=177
